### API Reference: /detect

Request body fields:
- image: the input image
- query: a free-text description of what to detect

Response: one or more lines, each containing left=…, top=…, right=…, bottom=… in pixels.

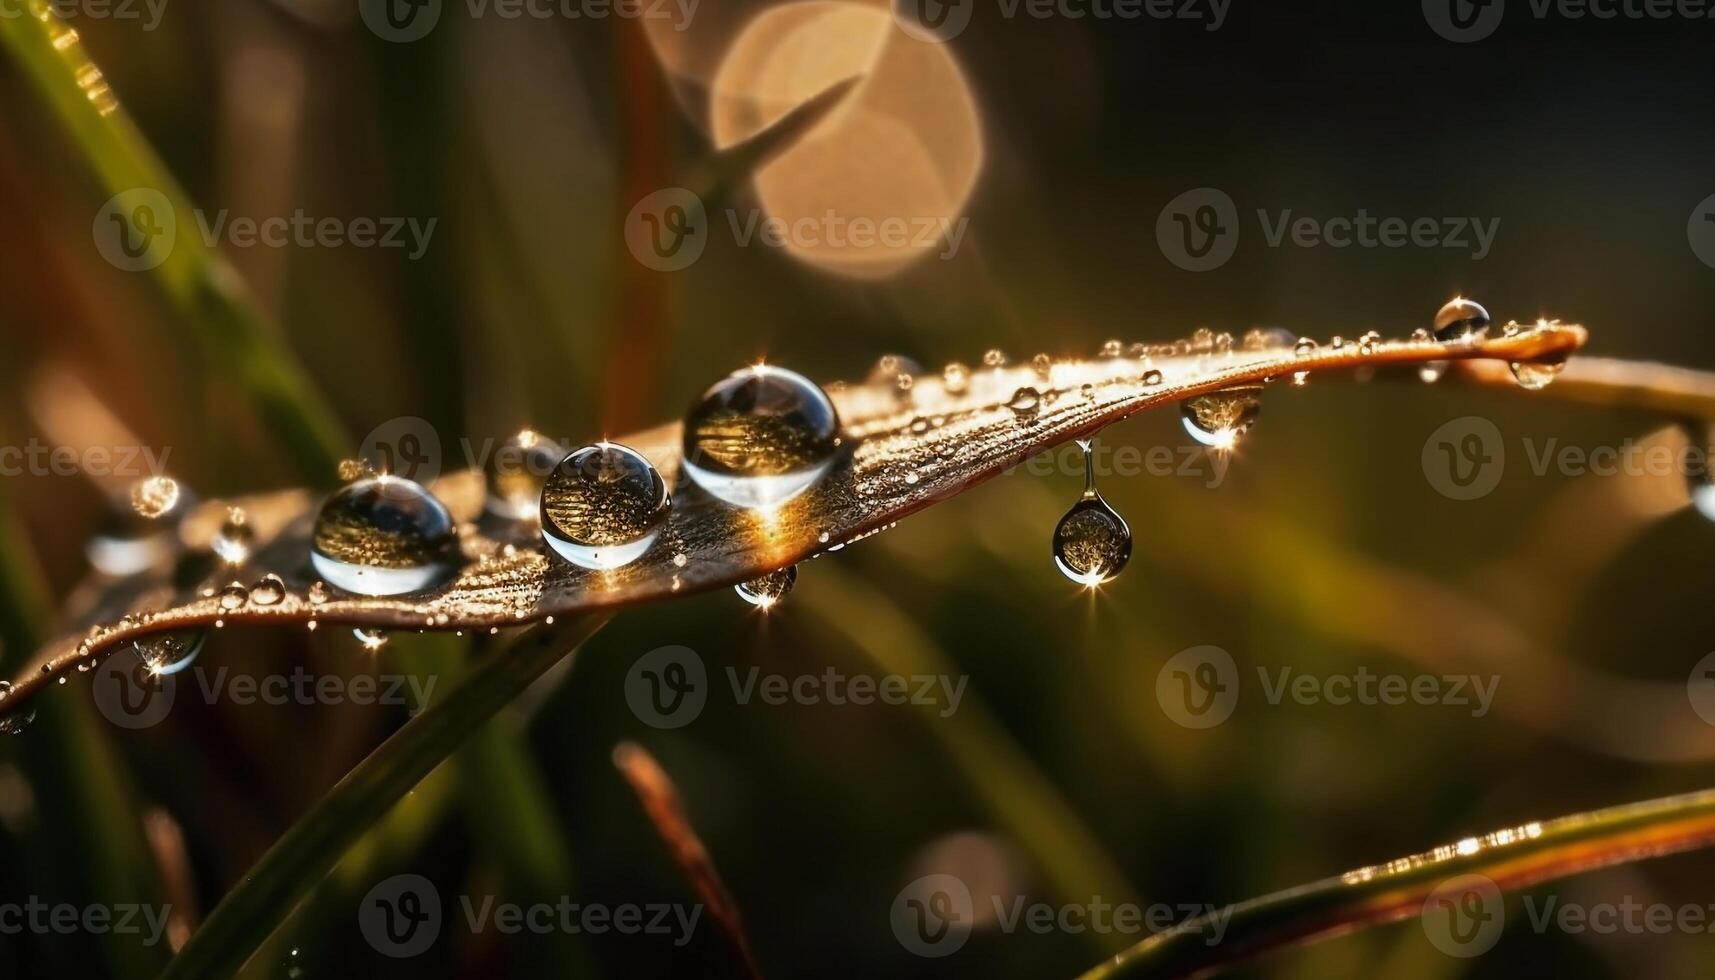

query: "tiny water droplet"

left=251, top=573, right=286, bottom=606
left=982, top=349, right=1007, bottom=368
left=1420, top=361, right=1448, bottom=383
left=485, top=429, right=566, bottom=521
left=1007, top=387, right=1042, bottom=420
left=1244, top=327, right=1296, bottom=351
left=540, top=442, right=670, bottom=570
left=867, top=354, right=923, bottom=387
left=130, top=476, right=182, bottom=520
left=353, top=628, right=389, bottom=652
left=682, top=365, right=840, bottom=509
left=213, top=506, right=254, bottom=564
left=1509, top=360, right=1563, bottom=391
left=942, top=362, right=970, bottom=394
left=0, top=681, right=36, bottom=736
left=1294, top=338, right=1318, bottom=357
left=1031, top=353, right=1053, bottom=378
left=736, top=565, right=796, bottom=608
left=1410, top=327, right=1433, bottom=342
left=1331, top=336, right=1346, bottom=350
left=1099, top=340, right=1123, bottom=358
left=1358, top=330, right=1382, bottom=355
left=1053, top=441, right=1131, bottom=587
left=218, top=583, right=248, bottom=610
left=1434, top=297, right=1491, bottom=343
left=311, top=476, right=460, bottom=596
left=135, top=630, right=205, bottom=676
left=1142, top=370, right=1164, bottom=386
left=1684, top=424, right=1715, bottom=522
left=337, top=458, right=374, bottom=481
left=1181, top=385, right=1262, bottom=450
left=308, top=581, right=328, bottom=605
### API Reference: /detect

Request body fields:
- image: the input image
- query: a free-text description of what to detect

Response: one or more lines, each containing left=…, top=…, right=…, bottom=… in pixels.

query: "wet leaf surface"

left=1, top=323, right=1592, bottom=717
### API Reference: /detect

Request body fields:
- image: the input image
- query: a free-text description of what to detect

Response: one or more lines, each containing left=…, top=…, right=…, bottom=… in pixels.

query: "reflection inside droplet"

left=311, top=476, right=460, bottom=596
left=683, top=364, right=840, bottom=509
left=540, top=442, right=670, bottom=570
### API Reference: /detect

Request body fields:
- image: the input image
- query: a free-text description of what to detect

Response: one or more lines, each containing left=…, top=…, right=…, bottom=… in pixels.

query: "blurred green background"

left=2, top=1, right=1714, bottom=977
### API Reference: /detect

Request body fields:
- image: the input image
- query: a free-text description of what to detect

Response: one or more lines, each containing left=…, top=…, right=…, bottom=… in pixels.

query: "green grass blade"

left=0, top=1, right=347, bottom=478
left=1078, top=787, right=1715, bottom=979
left=158, top=615, right=610, bottom=979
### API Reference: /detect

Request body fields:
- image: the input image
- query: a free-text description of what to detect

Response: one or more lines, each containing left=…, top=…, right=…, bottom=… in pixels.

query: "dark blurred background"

left=2, top=0, right=1714, bottom=977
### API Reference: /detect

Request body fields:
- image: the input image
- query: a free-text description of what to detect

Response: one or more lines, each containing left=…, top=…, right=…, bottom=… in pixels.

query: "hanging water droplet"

left=1181, top=385, right=1262, bottom=450
left=1419, top=361, right=1448, bottom=383
left=484, top=429, right=566, bottom=521
left=212, top=507, right=255, bottom=565
left=0, top=681, right=36, bottom=736
left=1433, top=296, right=1491, bottom=343
left=311, top=476, right=460, bottom=596
left=736, top=565, right=796, bottom=608
left=130, top=475, right=182, bottom=520
left=353, top=628, right=390, bottom=652
left=540, top=442, right=670, bottom=570
left=982, top=349, right=1007, bottom=368
left=1053, top=440, right=1131, bottom=587
left=250, top=573, right=286, bottom=606
left=1509, top=359, right=1563, bottom=391
left=1007, top=387, right=1042, bottom=420
left=942, top=362, right=970, bottom=394
left=682, top=365, right=841, bottom=509
left=134, top=630, right=205, bottom=676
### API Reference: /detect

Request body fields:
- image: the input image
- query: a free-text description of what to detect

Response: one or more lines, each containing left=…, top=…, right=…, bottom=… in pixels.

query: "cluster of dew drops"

left=0, top=300, right=1579, bottom=735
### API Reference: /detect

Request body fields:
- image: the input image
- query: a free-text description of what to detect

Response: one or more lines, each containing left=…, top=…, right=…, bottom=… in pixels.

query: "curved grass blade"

left=0, top=1, right=348, bottom=476
left=1077, top=787, right=1715, bottom=980
left=157, top=614, right=609, bottom=980
left=0, top=323, right=1588, bottom=718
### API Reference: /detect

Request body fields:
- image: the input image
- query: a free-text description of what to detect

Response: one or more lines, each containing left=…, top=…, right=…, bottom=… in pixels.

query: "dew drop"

left=1099, top=340, right=1123, bottom=358
left=866, top=354, right=923, bottom=388
left=135, top=630, right=205, bottom=676
left=1053, top=440, right=1131, bottom=587
left=310, top=476, right=460, bottom=597
left=1244, top=327, right=1297, bottom=351
left=251, top=573, right=286, bottom=606
left=353, top=628, right=389, bottom=652
left=0, top=682, right=36, bottom=736
left=307, top=581, right=329, bottom=605
left=539, top=442, right=670, bottom=570
left=1294, top=337, right=1318, bottom=357
left=736, top=565, right=796, bottom=608
left=942, top=362, right=970, bottom=394
left=1142, top=369, right=1164, bottom=386
left=1181, top=385, right=1262, bottom=450
left=485, top=429, right=566, bottom=521
left=1007, top=387, right=1042, bottom=421
left=1358, top=330, right=1382, bottom=355
left=213, top=507, right=255, bottom=565
left=682, top=365, right=840, bottom=509
left=1031, top=353, right=1053, bottom=378
left=88, top=480, right=192, bottom=576
left=1509, top=360, right=1563, bottom=391
left=217, top=583, right=249, bottom=610
left=1685, top=424, right=1715, bottom=522
left=982, top=349, right=1007, bottom=368
left=1419, top=361, right=1448, bottom=384
left=130, top=476, right=182, bottom=520
left=337, top=458, right=374, bottom=482
left=1433, top=296, right=1491, bottom=343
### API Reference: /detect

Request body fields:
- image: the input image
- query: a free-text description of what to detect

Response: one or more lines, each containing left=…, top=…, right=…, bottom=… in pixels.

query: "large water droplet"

left=485, top=429, right=566, bottom=521
left=212, top=507, right=255, bottom=565
left=135, top=630, right=205, bottom=676
left=1433, top=297, right=1491, bottom=343
left=1509, top=360, right=1563, bottom=391
left=1181, top=386, right=1262, bottom=450
left=88, top=478, right=194, bottom=576
left=540, top=443, right=670, bottom=570
left=0, top=681, right=35, bottom=736
left=251, top=573, right=286, bottom=606
left=736, top=565, right=796, bottom=608
left=682, top=365, right=840, bottom=509
left=311, top=476, right=460, bottom=596
left=130, top=476, right=182, bottom=519
left=1053, top=441, right=1131, bottom=587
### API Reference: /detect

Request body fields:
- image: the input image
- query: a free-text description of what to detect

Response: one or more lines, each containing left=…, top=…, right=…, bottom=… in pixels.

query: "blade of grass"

left=801, top=564, right=1141, bottom=957
left=0, top=484, right=169, bottom=980
left=1077, top=787, right=1715, bottom=980
left=158, top=613, right=610, bottom=979
left=0, top=1, right=347, bottom=477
